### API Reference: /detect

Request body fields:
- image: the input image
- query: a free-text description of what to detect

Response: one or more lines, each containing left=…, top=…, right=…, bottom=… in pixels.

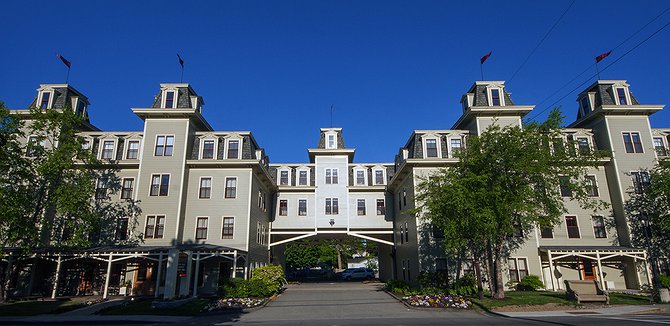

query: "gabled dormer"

left=308, top=128, right=355, bottom=163
left=453, top=81, right=534, bottom=134
left=150, top=83, right=204, bottom=111
left=21, top=84, right=99, bottom=131
left=570, top=80, right=664, bottom=128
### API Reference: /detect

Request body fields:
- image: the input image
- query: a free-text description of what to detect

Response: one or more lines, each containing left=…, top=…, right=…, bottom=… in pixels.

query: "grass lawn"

left=472, top=291, right=655, bottom=311
left=0, top=300, right=84, bottom=316
left=609, top=293, right=653, bottom=305
left=100, top=298, right=210, bottom=316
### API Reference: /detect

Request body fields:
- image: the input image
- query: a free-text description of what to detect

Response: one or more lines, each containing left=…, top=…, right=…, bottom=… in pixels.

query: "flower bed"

left=402, top=294, right=471, bottom=309
left=204, top=297, right=266, bottom=311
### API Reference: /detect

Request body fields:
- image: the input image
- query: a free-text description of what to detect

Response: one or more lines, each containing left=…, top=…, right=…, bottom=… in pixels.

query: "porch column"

left=154, top=254, right=163, bottom=298
left=51, top=254, right=62, bottom=299
left=596, top=252, right=605, bottom=290
left=547, top=251, right=556, bottom=291
left=179, top=251, right=193, bottom=297
left=643, top=253, right=653, bottom=287
left=232, top=250, right=238, bottom=279
left=103, top=253, right=113, bottom=299
left=192, top=253, right=200, bottom=297
left=163, top=248, right=180, bottom=299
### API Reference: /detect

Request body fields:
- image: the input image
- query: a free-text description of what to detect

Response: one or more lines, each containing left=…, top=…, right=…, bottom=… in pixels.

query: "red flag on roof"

left=480, top=51, right=492, bottom=64
left=55, top=53, right=71, bottom=68
left=177, top=53, right=184, bottom=68
left=595, top=51, right=612, bottom=63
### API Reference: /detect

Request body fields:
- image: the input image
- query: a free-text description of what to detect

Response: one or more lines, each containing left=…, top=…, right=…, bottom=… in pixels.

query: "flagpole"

left=66, top=67, right=70, bottom=84
left=180, top=65, right=184, bottom=83
left=595, top=63, right=601, bottom=80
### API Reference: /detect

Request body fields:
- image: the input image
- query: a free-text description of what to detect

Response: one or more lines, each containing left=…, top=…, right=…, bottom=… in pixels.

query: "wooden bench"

left=564, top=280, right=609, bottom=304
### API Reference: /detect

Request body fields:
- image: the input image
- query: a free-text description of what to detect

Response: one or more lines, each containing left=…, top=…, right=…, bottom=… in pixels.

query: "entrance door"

left=580, top=259, right=596, bottom=280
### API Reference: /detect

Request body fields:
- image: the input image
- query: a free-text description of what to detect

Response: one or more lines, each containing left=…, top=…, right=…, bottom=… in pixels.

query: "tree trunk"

left=492, top=251, right=506, bottom=299
left=486, top=242, right=496, bottom=295
left=0, top=256, right=16, bottom=303
left=473, top=253, right=484, bottom=300
left=336, top=251, right=342, bottom=270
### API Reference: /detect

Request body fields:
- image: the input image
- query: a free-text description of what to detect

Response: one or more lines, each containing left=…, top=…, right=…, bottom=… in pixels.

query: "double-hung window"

left=325, top=198, right=338, bottom=215
left=616, top=88, right=628, bottom=105
left=356, top=170, right=365, bottom=185
left=101, top=141, right=114, bottom=159
left=327, top=134, right=336, bottom=149
left=450, top=138, right=462, bottom=156
left=376, top=199, right=386, bottom=215
left=115, top=217, right=129, bottom=241
left=654, top=137, right=667, bottom=156
left=227, top=140, right=239, bottom=159
left=325, top=169, right=338, bottom=184
left=95, top=178, right=108, bottom=199
left=195, top=217, right=208, bottom=240
left=622, top=132, right=643, bottom=153
left=279, top=171, right=289, bottom=185
left=126, top=140, right=139, bottom=159
left=150, top=174, right=170, bottom=196
left=592, top=216, right=607, bottom=238
left=155, top=136, right=174, bottom=156
left=222, top=217, right=234, bottom=239
left=202, top=140, right=215, bottom=159
left=631, top=171, right=650, bottom=194
left=577, top=137, right=590, bottom=155
left=40, top=92, right=51, bottom=109
left=425, top=139, right=438, bottom=158
left=121, top=178, right=134, bottom=199
left=299, top=170, right=308, bottom=185
left=225, top=177, right=237, bottom=198
left=199, top=178, right=212, bottom=199
left=508, top=258, right=528, bottom=282
left=375, top=170, right=384, bottom=185
left=586, top=175, right=599, bottom=197
left=540, top=227, right=553, bottom=239
left=490, top=89, right=501, bottom=106
left=298, top=199, right=307, bottom=216
left=565, top=216, right=580, bottom=238
left=279, top=200, right=288, bottom=216
left=357, top=199, right=366, bottom=215
left=144, top=215, right=165, bottom=239
left=165, top=91, right=175, bottom=108
left=559, top=176, right=572, bottom=197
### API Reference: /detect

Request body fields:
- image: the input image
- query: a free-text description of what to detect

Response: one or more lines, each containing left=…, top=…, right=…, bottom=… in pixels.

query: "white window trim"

left=376, top=198, right=386, bottom=215
left=422, top=137, right=441, bottom=159
left=508, top=257, right=529, bottom=283
left=199, top=176, right=213, bottom=200
left=354, top=167, right=367, bottom=186
left=539, top=225, right=554, bottom=239
left=200, top=138, right=218, bottom=160
left=373, top=168, right=386, bottom=185
left=622, top=131, right=643, bottom=153
left=590, top=215, right=607, bottom=239
left=119, top=177, right=135, bottom=200
left=448, top=136, right=463, bottom=158
left=613, top=86, right=632, bottom=106
left=564, top=215, right=581, bottom=239
left=278, top=199, right=289, bottom=216
left=298, top=198, right=308, bottom=216
left=278, top=168, right=291, bottom=186
left=153, top=134, right=175, bottom=157
left=38, top=90, right=54, bottom=109
left=143, top=215, right=166, bottom=239
left=99, top=138, right=118, bottom=160
left=586, top=174, right=599, bottom=197
left=162, top=89, right=178, bottom=108
left=297, top=168, right=310, bottom=186
left=224, top=176, right=238, bottom=199
left=149, top=173, right=171, bottom=197
left=195, top=216, right=209, bottom=240
left=221, top=216, right=235, bottom=239
left=325, top=168, right=339, bottom=184
left=487, top=87, right=506, bottom=107
left=81, top=137, right=92, bottom=151
left=325, top=197, right=339, bottom=215
left=325, top=132, right=338, bottom=149
left=225, top=138, right=242, bottom=159
left=123, top=139, right=141, bottom=160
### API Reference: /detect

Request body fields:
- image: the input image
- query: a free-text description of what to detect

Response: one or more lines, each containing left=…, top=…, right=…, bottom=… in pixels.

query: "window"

left=325, top=168, right=338, bottom=184
left=26, top=136, right=40, bottom=156
left=121, top=178, right=134, bottom=199
left=431, top=224, right=444, bottom=239
left=76, top=99, right=86, bottom=116
left=155, top=135, right=174, bottom=156
left=327, top=134, right=336, bottom=149
left=559, top=176, right=571, bottom=197
left=356, top=170, right=365, bottom=185
left=225, top=177, right=237, bottom=198
left=622, top=132, right=643, bottom=153
left=202, top=140, right=215, bottom=159
left=325, top=198, right=338, bottom=215
left=565, top=216, right=580, bottom=238
left=199, top=178, right=211, bottom=199
left=375, top=170, right=384, bottom=185
left=222, top=217, right=234, bottom=239
left=399, top=224, right=405, bottom=244
left=540, top=227, right=553, bottom=239
left=195, top=217, right=208, bottom=240
left=115, top=217, right=128, bottom=241
left=40, top=92, right=50, bottom=109
left=490, top=88, right=501, bottom=106
left=357, top=199, right=366, bottom=215
left=592, top=216, right=607, bottom=238
left=227, top=140, right=239, bottom=159
left=101, top=140, right=114, bottom=159
left=279, top=170, right=289, bottom=185
left=299, top=170, right=308, bottom=185
left=404, top=222, right=409, bottom=242
left=376, top=199, right=386, bottom=215
left=616, top=88, right=628, bottom=105
left=580, top=96, right=590, bottom=114
left=279, top=200, right=288, bottom=216
left=82, top=139, right=91, bottom=150
left=631, top=171, right=650, bottom=194
left=450, top=138, right=462, bottom=155
left=126, top=141, right=139, bottom=159
left=425, top=139, right=438, bottom=158
left=95, top=178, right=108, bottom=199
left=165, top=91, right=175, bottom=108
left=586, top=176, right=599, bottom=197
left=144, top=215, right=165, bottom=239
left=150, top=174, right=170, bottom=196
left=654, top=137, right=667, bottom=156
left=508, top=258, right=528, bottom=282
left=577, top=137, right=590, bottom=155
left=298, top=199, right=307, bottom=216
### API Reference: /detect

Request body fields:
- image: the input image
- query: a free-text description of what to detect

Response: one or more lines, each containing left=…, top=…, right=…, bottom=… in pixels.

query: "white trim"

left=353, top=167, right=367, bottom=186
left=99, top=138, right=117, bottom=160
left=448, top=136, right=463, bottom=158
left=198, top=176, right=213, bottom=199
left=487, top=86, right=506, bottom=106
left=298, top=198, right=308, bottom=216
left=195, top=216, right=209, bottom=240
left=325, top=132, right=337, bottom=149
left=621, top=131, right=644, bottom=153
left=356, top=198, right=366, bottom=216
left=123, top=139, right=141, bottom=160
left=564, top=215, right=581, bottom=239
left=221, top=216, right=235, bottom=240
left=38, top=90, right=54, bottom=109
left=325, top=168, right=339, bottom=185
left=376, top=198, right=386, bottom=216
left=149, top=173, right=171, bottom=197
left=422, top=137, right=441, bottom=159
left=153, top=134, right=175, bottom=157
left=162, top=89, right=178, bottom=108
left=373, top=168, right=386, bottom=185
left=507, top=257, right=529, bottom=283
left=278, top=168, right=291, bottom=186
left=278, top=199, right=289, bottom=216
left=590, top=215, right=607, bottom=239
left=199, top=138, right=218, bottom=160
left=119, top=177, right=135, bottom=200
left=297, top=168, right=310, bottom=186
left=586, top=174, right=599, bottom=197
left=612, top=86, right=632, bottom=106
left=224, top=176, right=238, bottom=199
left=224, top=138, right=242, bottom=159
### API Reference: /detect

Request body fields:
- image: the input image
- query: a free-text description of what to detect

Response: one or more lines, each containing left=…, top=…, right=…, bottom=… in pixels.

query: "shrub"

left=384, top=279, right=413, bottom=295
left=660, top=274, right=670, bottom=288
left=218, top=265, right=286, bottom=298
left=250, top=265, right=286, bottom=294
left=516, top=275, right=544, bottom=291
left=449, top=273, right=477, bottom=296
left=418, top=271, right=448, bottom=289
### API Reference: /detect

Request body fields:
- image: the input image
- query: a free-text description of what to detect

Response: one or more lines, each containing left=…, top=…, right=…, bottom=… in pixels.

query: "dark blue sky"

left=2, top=0, right=669, bottom=163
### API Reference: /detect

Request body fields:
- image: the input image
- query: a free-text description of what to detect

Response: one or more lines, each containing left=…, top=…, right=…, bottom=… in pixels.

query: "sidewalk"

left=16, top=314, right=191, bottom=323
left=494, top=305, right=667, bottom=317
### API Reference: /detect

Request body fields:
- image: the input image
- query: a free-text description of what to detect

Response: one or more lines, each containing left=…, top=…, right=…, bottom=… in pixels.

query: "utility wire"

left=507, top=0, right=576, bottom=84
left=527, top=19, right=670, bottom=121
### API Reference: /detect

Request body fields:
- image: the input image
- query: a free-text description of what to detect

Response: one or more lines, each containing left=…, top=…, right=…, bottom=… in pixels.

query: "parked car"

left=339, top=267, right=375, bottom=280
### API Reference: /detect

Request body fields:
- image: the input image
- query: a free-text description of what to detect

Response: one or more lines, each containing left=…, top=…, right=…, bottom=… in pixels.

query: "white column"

left=163, top=248, right=180, bottom=299
left=192, top=253, right=200, bottom=297
left=179, top=251, right=193, bottom=296
left=547, top=251, right=556, bottom=291
left=154, top=254, right=163, bottom=298
left=643, top=254, right=652, bottom=287
left=103, top=253, right=113, bottom=299
left=232, top=251, right=238, bottom=279
left=51, top=255, right=62, bottom=299
left=596, top=252, right=605, bottom=290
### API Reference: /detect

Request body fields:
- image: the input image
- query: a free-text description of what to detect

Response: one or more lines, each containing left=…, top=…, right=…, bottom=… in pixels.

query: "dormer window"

left=462, top=97, right=469, bottom=111
left=326, top=133, right=337, bottom=149
left=580, top=96, right=590, bottom=116
left=39, top=92, right=51, bottom=109
left=226, top=139, right=240, bottom=159
left=279, top=170, right=289, bottom=185
left=202, top=140, right=215, bottom=159
left=490, top=88, right=502, bottom=106
left=76, top=99, right=86, bottom=116
left=425, top=139, right=438, bottom=158
left=164, top=91, right=175, bottom=108
left=615, top=87, right=629, bottom=105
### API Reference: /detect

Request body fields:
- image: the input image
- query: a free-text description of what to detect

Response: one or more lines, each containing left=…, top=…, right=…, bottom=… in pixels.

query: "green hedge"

left=218, top=265, right=286, bottom=298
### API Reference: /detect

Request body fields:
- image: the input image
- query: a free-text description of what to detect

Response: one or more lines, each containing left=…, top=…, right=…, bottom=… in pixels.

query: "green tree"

left=624, top=161, right=670, bottom=295
left=0, top=103, right=141, bottom=301
left=415, top=108, right=608, bottom=299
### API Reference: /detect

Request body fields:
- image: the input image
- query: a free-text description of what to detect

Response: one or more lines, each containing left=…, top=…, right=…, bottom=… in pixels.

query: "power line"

left=527, top=19, right=670, bottom=121
left=507, top=0, right=576, bottom=84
